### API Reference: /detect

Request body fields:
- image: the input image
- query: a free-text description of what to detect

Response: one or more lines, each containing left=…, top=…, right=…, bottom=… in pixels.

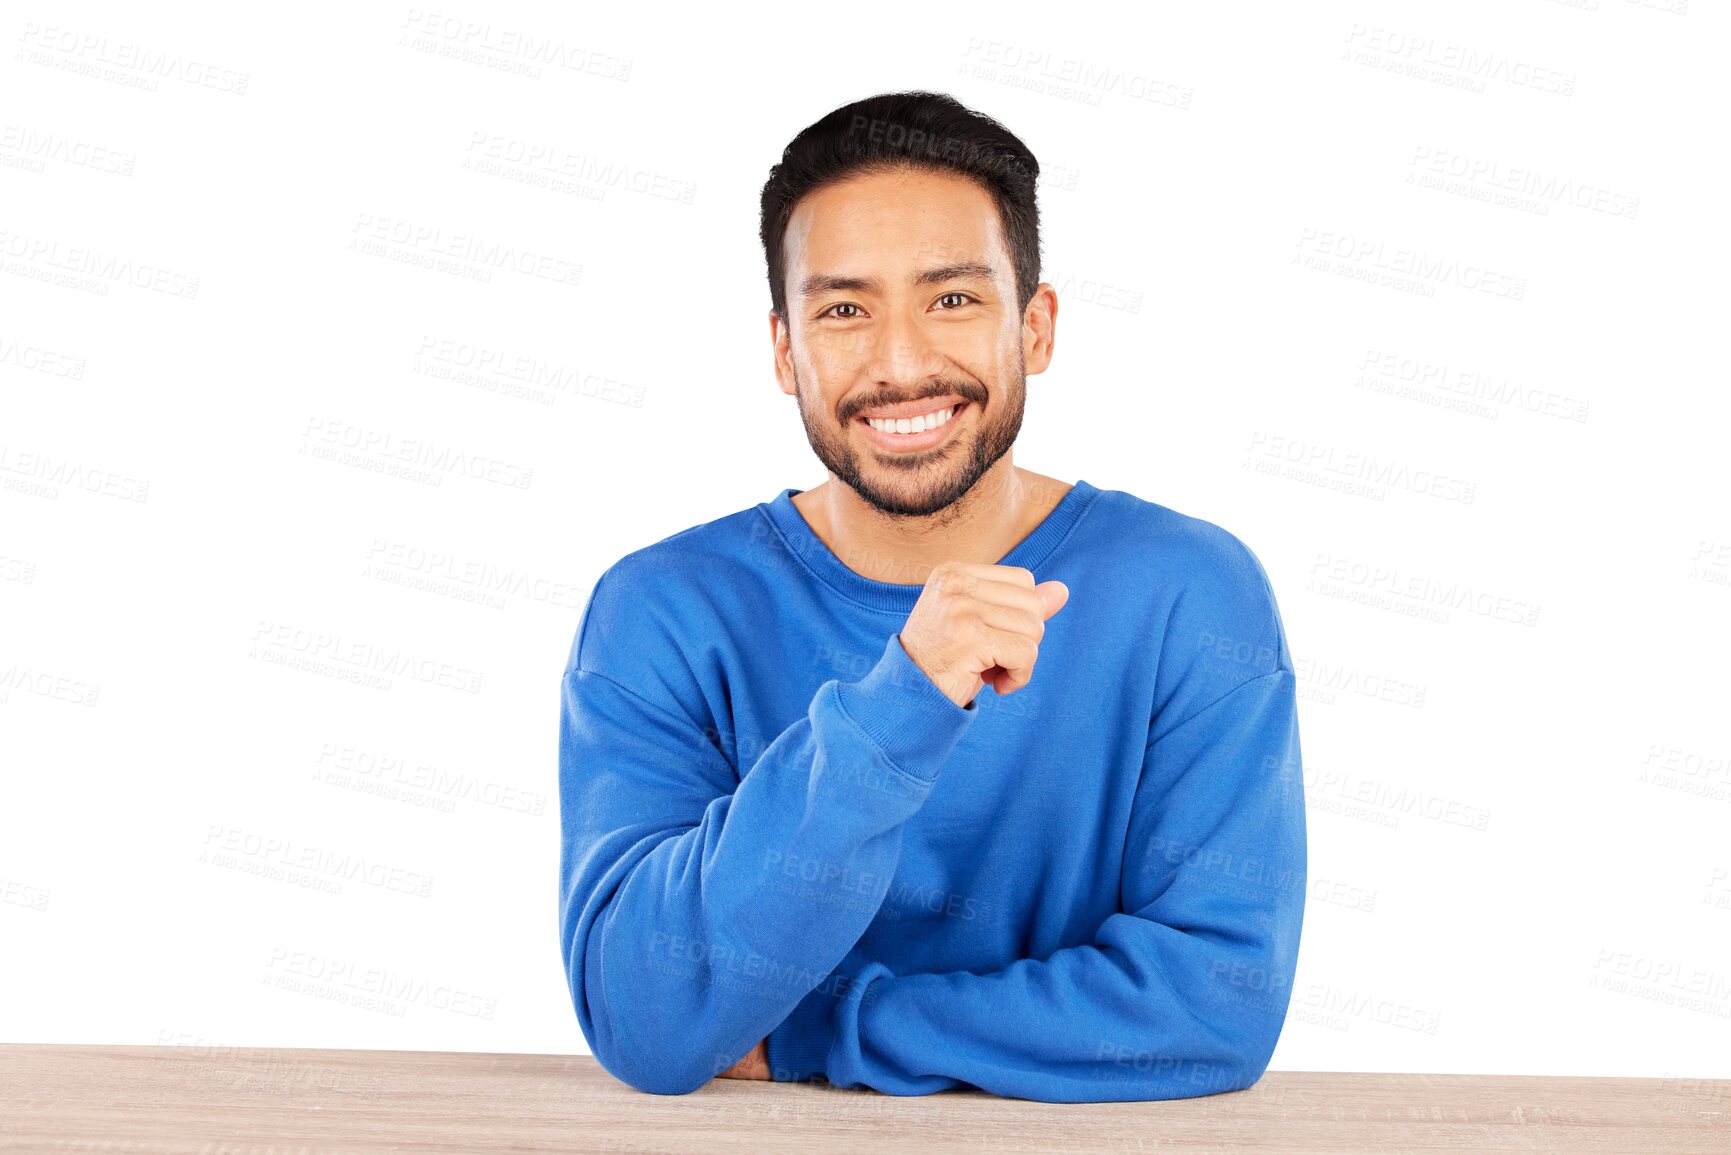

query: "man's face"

left=772, top=165, right=1052, bottom=519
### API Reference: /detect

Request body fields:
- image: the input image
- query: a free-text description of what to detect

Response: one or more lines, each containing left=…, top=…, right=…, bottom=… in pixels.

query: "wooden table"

left=2, top=1044, right=1725, bottom=1153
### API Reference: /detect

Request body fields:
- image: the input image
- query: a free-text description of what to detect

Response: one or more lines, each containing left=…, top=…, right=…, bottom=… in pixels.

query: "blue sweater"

left=558, top=478, right=1306, bottom=1102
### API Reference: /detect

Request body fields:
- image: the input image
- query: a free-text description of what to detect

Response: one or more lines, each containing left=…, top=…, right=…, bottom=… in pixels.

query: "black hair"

left=759, top=90, right=1042, bottom=325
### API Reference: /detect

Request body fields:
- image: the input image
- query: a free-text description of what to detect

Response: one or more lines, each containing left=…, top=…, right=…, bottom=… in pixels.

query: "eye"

left=935, top=292, right=976, bottom=310
left=818, top=303, right=863, bottom=320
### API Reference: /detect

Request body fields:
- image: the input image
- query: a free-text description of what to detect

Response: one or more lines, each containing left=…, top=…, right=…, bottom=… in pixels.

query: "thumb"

left=1036, top=580, right=1069, bottom=620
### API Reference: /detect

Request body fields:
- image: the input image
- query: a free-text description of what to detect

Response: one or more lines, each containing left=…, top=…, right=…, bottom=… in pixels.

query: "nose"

left=862, top=303, right=952, bottom=395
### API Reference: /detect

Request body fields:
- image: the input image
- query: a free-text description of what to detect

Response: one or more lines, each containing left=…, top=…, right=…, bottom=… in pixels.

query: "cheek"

left=796, top=336, right=852, bottom=377
left=959, top=329, right=1016, bottom=369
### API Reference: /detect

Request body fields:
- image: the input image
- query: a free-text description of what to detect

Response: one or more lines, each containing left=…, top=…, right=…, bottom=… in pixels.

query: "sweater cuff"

left=831, top=633, right=976, bottom=782
left=766, top=978, right=840, bottom=1083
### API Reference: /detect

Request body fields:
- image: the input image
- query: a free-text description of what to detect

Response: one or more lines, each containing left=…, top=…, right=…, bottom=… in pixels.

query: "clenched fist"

left=899, top=562, right=1069, bottom=709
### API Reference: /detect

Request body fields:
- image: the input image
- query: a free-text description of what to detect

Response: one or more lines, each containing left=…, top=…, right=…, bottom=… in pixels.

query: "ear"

left=1021, top=282, right=1057, bottom=375
left=771, top=310, right=796, bottom=397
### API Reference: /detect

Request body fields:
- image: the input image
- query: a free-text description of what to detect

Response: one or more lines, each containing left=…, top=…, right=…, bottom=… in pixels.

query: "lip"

left=854, top=400, right=970, bottom=453
left=856, top=393, right=969, bottom=422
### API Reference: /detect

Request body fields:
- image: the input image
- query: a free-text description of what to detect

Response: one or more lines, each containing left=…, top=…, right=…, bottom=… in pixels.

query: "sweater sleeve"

left=559, top=588, right=978, bottom=1096
left=794, top=667, right=1307, bottom=1103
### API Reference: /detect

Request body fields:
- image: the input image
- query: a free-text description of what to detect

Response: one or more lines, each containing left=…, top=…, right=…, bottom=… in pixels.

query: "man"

left=558, top=90, right=1306, bottom=1103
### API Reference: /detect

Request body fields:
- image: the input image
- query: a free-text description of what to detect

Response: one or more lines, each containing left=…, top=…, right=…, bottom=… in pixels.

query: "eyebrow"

left=798, top=262, right=998, bottom=298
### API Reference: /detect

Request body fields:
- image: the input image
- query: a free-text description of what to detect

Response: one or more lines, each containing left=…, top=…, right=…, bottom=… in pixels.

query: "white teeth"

left=865, top=406, right=955, bottom=435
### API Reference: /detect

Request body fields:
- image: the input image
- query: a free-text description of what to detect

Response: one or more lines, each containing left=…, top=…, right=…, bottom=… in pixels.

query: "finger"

left=969, top=599, right=1048, bottom=644
left=982, top=628, right=1040, bottom=694
left=1037, top=580, right=1069, bottom=620
left=941, top=561, right=1035, bottom=586
left=931, top=562, right=1036, bottom=597
left=952, top=577, right=1053, bottom=619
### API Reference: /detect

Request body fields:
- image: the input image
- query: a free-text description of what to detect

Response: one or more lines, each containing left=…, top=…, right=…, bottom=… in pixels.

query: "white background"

left=2, top=0, right=1726, bottom=1081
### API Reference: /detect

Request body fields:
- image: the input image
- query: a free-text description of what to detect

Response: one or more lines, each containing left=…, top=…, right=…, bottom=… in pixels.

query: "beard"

left=792, top=349, right=1027, bottom=520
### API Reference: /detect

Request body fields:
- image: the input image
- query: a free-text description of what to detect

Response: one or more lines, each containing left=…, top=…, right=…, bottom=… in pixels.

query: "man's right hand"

left=899, top=562, right=1069, bottom=710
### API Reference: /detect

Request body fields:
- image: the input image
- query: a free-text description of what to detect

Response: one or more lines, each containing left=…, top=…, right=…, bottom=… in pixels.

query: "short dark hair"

left=759, top=90, right=1042, bottom=326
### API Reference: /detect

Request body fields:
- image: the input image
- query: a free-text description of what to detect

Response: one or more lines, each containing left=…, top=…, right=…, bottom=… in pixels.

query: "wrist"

left=765, top=980, right=840, bottom=1083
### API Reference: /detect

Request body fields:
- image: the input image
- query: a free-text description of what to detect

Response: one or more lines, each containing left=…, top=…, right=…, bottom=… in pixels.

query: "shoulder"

left=564, top=502, right=763, bottom=681
left=1088, top=486, right=1282, bottom=627
left=1085, top=485, right=1292, bottom=720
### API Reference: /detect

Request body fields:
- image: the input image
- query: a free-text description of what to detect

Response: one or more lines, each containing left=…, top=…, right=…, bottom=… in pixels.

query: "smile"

left=854, top=401, right=970, bottom=451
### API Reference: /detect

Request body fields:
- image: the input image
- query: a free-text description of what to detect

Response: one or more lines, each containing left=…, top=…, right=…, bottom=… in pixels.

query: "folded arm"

left=559, top=573, right=977, bottom=1096
left=777, top=669, right=1307, bottom=1103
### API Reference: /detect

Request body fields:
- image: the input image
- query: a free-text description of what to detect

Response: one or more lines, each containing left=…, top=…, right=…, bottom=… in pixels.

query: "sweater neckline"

left=758, top=478, right=1100, bottom=613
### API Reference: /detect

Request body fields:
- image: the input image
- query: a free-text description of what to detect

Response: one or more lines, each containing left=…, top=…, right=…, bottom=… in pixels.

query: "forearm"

left=824, top=908, right=1299, bottom=1102
left=791, top=669, right=1306, bottom=1103
left=561, top=634, right=975, bottom=1094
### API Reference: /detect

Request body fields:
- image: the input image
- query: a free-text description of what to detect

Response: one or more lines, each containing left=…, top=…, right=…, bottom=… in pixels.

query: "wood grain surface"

left=1, top=1044, right=1725, bottom=1154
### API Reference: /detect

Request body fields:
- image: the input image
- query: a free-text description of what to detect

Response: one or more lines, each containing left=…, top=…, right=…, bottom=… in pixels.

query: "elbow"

left=1233, top=1036, right=1276, bottom=1091
left=1185, top=957, right=1292, bottom=1095
left=590, top=1028, right=756, bottom=1095
left=599, top=1053, right=714, bottom=1096
left=565, top=936, right=721, bottom=1095
left=1224, top=986, right=1292, bottom=1091
left=576, top=1003, right=719, bottom=1096
left=1216, top=923, right=1301, bottom=1091
left=576, top=992, right=727, bottom=1096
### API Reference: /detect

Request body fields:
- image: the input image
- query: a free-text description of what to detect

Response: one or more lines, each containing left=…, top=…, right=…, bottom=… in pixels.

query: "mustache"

left=840, top=382, right=987, bottom=423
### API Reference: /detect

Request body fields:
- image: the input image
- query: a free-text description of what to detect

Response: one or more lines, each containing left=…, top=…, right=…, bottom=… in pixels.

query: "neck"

left=793, top=460, right=1073, bottom=588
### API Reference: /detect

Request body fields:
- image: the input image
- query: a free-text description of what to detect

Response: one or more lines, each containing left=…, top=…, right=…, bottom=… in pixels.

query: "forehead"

left=784, top=167, right=1006, bottom=282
